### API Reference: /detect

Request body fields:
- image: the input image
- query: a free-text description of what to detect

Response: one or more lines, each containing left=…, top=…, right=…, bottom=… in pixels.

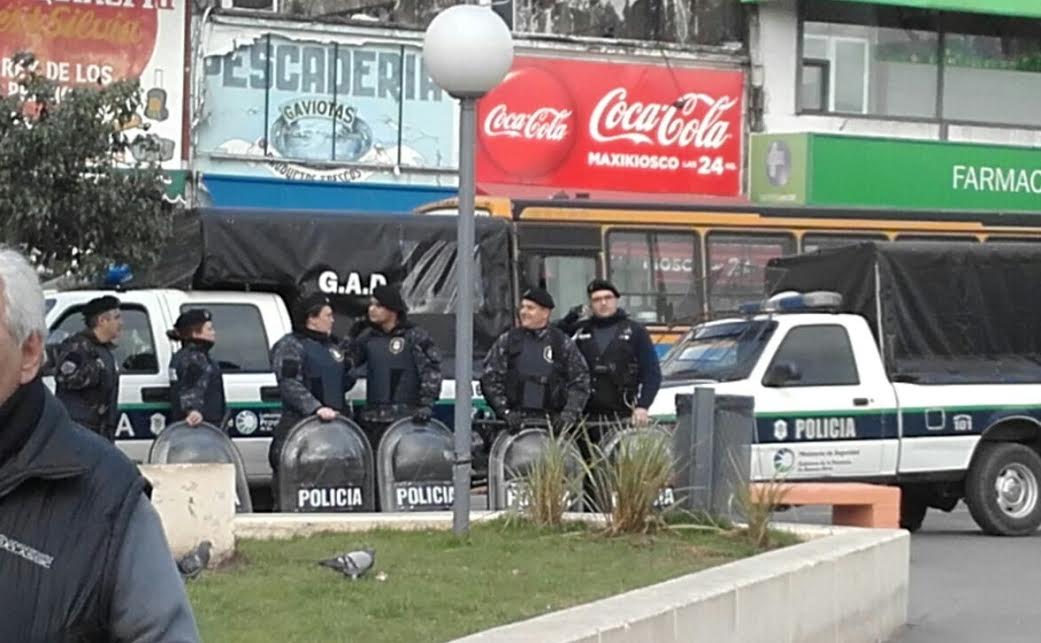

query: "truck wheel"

left=965, top=442, right=1041, bottom=536
left=899, top=487, right=928, bottom=533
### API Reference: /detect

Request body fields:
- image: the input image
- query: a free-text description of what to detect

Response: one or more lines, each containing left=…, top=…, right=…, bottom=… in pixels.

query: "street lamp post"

left=423, top=4, right=514, bottom=537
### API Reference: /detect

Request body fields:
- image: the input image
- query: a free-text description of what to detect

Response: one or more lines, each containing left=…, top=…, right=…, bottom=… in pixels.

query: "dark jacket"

left=54, top=330, right=120, bottom=438
left=349, top=321, right=443, bottom=411
left=0, top=379, right=199, bottom=642
left=571, top=309, right=662, bottom=413
left=169, top=339, right=227, bottom=426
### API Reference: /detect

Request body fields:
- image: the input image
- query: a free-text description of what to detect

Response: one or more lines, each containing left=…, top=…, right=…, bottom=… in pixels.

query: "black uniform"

left=480, top=325, right=590, bottom=431
left=169, top=339, right=227, bottom=427
left=349, top=322, right=443, bottom=449
left=571, top=309, right=662, bottom=428
left=54, top=330, right=120, bottom=440
left=268, top=329, right=356, bottom=475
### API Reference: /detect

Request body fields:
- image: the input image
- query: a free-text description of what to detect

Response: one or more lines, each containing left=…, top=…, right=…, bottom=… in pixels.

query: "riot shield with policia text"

left=147, top=421, right=254, bottom=513
left=277, top=414, right=376, bottom=513
left=377, top=417, right=455, bottom=512
left=485, top=418, right=584, bottom=512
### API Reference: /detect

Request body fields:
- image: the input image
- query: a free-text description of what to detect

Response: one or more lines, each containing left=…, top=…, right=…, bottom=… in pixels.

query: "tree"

left=0, top=52, right=173, bottom=280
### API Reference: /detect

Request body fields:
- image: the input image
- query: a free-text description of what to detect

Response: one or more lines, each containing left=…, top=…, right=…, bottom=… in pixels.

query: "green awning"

left=741, top=0, right=1041, bottom=20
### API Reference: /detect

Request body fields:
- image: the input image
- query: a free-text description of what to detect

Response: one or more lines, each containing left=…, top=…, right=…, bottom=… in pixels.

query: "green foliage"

left=0, top=52, right=172, bottom=279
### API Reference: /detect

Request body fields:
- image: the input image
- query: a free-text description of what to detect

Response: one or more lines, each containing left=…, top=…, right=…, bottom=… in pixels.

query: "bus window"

left=987, top=237, right=1041, bottom=245
left=707, top=232, right=796, bottom=315
left=606, top=230, right=703, bottom=325
left=802, top=233, right=887, bottom=254
left=895, top=234, right=979, bottom=243
left=521, top=254, right=598, bottom=320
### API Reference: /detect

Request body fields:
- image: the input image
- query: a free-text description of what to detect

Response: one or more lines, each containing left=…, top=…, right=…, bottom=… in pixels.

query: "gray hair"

left=0, top=245, right=47, bottom=346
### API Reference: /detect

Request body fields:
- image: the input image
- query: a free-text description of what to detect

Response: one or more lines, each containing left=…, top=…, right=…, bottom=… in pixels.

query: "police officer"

left=268, top=293, right=355, bottom=503
left=481, top=288, right=590, bottom=433
left=348, top=284, right=443, bottom=450
left=55, top=295, right=123, bottom=441
left=168, top=308, right=227, bottom=429
left=565, top=279, right=662, bottom=435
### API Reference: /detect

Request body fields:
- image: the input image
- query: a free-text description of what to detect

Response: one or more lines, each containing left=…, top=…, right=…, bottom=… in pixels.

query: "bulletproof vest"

left=301, top=336, right=347, bottom=411
left=170, top=344, right=226, bottom=426
left=574, top=319, right=639, bottom=413
left=363, top=330, right=421, bottom=406
left=56, top=335, right=120, bottom=438
left=505, top=328, right=567, bottom=413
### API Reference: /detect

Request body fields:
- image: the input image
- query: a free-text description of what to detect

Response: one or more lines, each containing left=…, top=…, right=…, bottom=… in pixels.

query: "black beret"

left=521, top=287, right=555, bottom=310
left=175, top=308, right=211, bottom=331
left=587, top=279, right=620, bottom=298
left=82, top=295, right=120, bottom=322
left=294, top=292, right=331, bottom=322
left=372, top=284, right=408, bottom=314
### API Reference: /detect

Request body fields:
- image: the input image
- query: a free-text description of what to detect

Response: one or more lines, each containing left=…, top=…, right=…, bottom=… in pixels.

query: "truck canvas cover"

left=148, top=208, right=515, bottom=357
left=766, top=241, right=1041, bottom=384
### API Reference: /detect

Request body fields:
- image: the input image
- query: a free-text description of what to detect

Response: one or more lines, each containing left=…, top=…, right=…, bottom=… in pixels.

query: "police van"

left=650, top=242, right=1041, bottom=536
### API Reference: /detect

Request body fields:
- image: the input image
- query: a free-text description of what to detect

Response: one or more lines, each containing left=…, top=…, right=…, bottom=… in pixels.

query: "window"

left=707, top=233, right=795, bottom=315
left=520, top=254, right=598, bottom=321
left=47, top=305, right=158, bottom=374
left=181, top=304, right=271, bottom=373
left=606, top=231, right=703, bottom=325
left=801, top=1, right=1041, bottom=127
left=895, top=234, right=979, bottom=243
left=802, top=233, right=887, bottom=254
left=766, top=325, right=859, bottom=387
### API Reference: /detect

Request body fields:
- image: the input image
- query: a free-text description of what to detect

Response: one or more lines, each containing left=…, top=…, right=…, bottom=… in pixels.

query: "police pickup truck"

left=650, top=242, right=1041, bottom=536
left=43, top=288, right=292, bottom=484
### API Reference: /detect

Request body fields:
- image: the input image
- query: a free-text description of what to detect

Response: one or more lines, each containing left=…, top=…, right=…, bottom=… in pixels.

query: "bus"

left=416, top=196, right=1041, bottom=354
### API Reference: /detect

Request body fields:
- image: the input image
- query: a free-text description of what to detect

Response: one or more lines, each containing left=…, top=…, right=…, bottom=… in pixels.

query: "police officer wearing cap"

left=168, top=308, right=227, bottom=429
left=347, top=284, right=443, bottom=450
left=268, top=293, right=356, bottom=500
left=481, top=288, right=590, bottom=433
left=560, top=279, right=662, bottom=433
left=55, top=295, right=123, bottom=441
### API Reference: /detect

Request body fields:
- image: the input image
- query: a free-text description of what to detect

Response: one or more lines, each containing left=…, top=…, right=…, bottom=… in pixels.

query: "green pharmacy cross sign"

left=749, top=133, right=1041, bottom=213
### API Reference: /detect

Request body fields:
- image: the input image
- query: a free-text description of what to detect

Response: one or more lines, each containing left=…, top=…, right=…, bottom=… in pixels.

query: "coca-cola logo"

left=589, top=89, right=738, bottom=149
left=478, top=67, right=576, bottom=179
left=483, top=105, right=572, bottom=142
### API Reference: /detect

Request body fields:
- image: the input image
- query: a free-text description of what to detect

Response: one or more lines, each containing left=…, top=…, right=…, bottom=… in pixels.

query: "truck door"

left=45, top=292, right=173, bottom=464
left=751, top=321, right=898, bottom=480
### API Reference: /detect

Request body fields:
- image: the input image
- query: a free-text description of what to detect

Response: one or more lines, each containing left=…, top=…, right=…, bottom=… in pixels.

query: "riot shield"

left=487, top=428, right=584, bottom=511
left=599, top=425, right=680, bottom=510
left=147, top=421, right=253, bottom=514
left=377, top=418, right=454, bottom=512
left=278, top=415, right=375, bottom=513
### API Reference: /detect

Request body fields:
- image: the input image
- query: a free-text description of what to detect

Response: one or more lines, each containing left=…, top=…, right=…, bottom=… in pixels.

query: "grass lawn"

left=186, top=518, right=798, bottom=643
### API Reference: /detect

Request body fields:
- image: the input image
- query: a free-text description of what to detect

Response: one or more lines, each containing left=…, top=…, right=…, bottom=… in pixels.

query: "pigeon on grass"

left=177, top=541, right=212, bottom=581
left=318, top=549, right=375, bottom=580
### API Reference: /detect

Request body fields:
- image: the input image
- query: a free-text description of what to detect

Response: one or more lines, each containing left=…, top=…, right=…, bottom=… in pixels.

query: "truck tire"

left=965, top=442, right=1041, bottom=536
left=899, top=487, right=928, bottom=533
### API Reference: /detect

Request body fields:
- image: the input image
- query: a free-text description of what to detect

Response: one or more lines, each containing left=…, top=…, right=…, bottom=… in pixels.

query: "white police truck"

left=650, top=242, right=1041, bottom=536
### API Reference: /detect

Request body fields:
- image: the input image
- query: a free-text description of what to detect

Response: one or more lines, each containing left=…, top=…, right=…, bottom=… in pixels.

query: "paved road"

left=892, top=504, right=1041, bottom=643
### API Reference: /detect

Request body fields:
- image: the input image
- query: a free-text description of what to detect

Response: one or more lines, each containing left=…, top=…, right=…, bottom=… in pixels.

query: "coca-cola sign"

left=477, top=57, right=744, bottom=196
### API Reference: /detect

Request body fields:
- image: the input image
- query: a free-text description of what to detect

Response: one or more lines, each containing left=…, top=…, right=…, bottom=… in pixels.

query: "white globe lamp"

left=423, top=4, right=514, bottom=98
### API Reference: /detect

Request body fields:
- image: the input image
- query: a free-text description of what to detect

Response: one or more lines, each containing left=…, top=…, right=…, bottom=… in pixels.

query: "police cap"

left=81, top=295, right=120, bottom=324
left=294, top=292, right=331, bottom=324
left=587, top=279, right=620, bottom=298
left=521, top=287, right=555, bottom=310
left=168, top=308, right=212, bottom=340
left=372, top=284, right=408, bottom=314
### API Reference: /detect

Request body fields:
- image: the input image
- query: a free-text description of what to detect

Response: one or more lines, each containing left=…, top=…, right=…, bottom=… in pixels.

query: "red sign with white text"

left=477, top=57, right=744, bottom=197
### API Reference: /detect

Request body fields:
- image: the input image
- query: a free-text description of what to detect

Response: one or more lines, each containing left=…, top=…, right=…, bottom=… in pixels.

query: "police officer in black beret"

left=347, top=284, right=443, bottom=450
left=268, top=293, right=356, bottom=503
left=480, top=288, right=590, bottom=433
left=55, top=295, right=123, bottom=441
left=559, top=279, right=662, bottom=435
left=168, top=308, right=227, bottom=429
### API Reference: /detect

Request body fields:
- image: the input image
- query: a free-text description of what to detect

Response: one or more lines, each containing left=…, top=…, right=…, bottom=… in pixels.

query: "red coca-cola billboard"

left=477, top=56, right=744, bottom=197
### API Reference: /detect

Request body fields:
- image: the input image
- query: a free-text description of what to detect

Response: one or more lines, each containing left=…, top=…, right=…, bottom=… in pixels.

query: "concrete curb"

left=232, top=513, right=907, bottom=643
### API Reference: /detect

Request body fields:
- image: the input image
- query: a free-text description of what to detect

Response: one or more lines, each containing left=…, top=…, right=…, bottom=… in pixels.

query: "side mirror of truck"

left=764, top=361, right=801, bottom=387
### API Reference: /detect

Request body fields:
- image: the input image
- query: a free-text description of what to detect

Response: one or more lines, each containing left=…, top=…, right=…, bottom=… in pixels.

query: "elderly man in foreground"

left=0, top=245, right=200, bottom=642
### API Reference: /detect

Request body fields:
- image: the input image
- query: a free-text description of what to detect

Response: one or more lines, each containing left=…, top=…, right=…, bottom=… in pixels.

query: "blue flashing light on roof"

left=103, top=264, right=133, bottom=287
left=738, top=291, right=843, bottom=315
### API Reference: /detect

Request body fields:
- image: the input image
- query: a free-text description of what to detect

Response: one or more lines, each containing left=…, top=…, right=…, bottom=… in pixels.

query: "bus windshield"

left=660, top=320, right=776, bottom=382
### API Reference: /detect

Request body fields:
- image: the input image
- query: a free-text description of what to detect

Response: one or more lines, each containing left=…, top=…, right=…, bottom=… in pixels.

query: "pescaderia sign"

left=750, top=132, right=1041, bottom=213
left=0, top=0, right=188, bottom=169
left=195, top=22, right=457, bottom=185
